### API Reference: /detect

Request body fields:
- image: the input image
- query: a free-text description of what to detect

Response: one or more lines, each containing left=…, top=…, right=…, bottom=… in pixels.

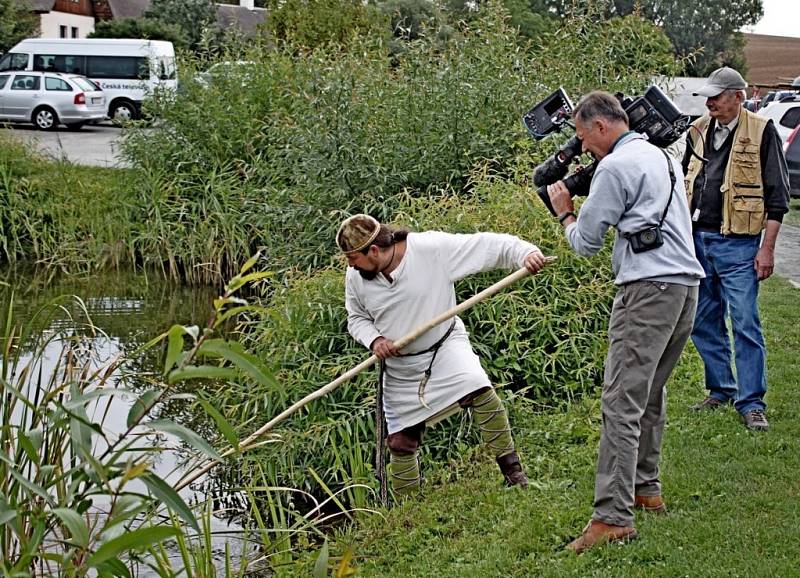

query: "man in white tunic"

left=337, top=214, right=547, bottom=495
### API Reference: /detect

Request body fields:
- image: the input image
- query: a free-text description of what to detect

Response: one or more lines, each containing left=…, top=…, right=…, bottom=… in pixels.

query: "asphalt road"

left=1, top=122, right=129, bottom=168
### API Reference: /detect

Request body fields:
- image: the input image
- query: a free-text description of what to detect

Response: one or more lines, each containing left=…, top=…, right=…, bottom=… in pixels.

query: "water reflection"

left=0, top=267, right=248, bottom=575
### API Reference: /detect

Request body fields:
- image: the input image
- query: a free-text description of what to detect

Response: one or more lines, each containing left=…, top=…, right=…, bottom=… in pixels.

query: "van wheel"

left=110, top=100, right=136, bottom=124
left=66, top=122, right=85, bottom=131
left=32, top=107, right=59, bottom=131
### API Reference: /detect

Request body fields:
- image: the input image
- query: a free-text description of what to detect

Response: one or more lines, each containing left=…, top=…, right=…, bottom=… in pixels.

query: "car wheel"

left=65, top=122, right=86, bottom=131
left=32, top=107, right=59, bottom=131
left=110, top=100, right=136, bottom=124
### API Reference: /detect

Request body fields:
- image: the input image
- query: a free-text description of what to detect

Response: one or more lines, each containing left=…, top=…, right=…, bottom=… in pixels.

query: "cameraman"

left=546, top=91, right=704, bottom=554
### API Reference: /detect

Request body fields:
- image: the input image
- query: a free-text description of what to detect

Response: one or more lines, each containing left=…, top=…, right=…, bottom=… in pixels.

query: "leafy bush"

left=122, top=4, right=674, bottom=283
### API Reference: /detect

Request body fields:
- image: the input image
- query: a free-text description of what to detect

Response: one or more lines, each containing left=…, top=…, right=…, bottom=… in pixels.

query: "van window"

left=0, top=75, right=9, bottom=89
left=45, top=77, right=72, bottom=91
left=86, top=56, right=148, bottom=80
left=0, top=53, right=29, bottom=72
left=11, top=75, right=40, bottom=90
left=34, top=55, right=85, bottom=75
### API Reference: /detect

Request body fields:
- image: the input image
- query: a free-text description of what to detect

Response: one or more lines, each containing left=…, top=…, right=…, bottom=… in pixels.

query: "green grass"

left=784, top=198, right=800, bottom=228
left=287, top=277, right=800, bottom=577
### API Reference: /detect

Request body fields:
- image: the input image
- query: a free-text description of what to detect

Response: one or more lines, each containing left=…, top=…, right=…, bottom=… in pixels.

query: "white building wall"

left=39, top=12, right=96, bottom=39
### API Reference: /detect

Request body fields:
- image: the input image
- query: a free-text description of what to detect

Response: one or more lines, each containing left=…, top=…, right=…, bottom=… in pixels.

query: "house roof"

left=106, top=0, right=151, bottom=19
left=18, top=0, right=56, bottom=12
left=216, top=4, right=268, bottom=37
left=743, top=33, right=800, bottom=87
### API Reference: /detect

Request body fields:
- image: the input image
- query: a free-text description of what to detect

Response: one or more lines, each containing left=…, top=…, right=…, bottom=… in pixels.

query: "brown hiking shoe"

left=496, top=451, right=529, bottom=489
left=743, top=409, right=769, bottom=431
left=634, top=495, right=667, bottom=514
left=691, top=396, right=728, bottom=412
left=566, top=520, right=638, bottom=554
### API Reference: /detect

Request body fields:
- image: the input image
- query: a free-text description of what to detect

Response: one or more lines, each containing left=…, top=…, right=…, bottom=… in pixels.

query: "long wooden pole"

left=175, top=257, right=555, bottom=491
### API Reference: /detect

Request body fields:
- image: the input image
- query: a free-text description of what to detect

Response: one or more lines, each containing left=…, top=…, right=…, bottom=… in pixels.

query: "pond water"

left=0, top=267, right=250, bottom=574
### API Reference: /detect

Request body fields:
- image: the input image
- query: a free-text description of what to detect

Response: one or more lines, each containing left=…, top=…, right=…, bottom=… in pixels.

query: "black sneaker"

left=743, top=409, right=769, bottom=431
left=691, top=396, right=728, bottom=412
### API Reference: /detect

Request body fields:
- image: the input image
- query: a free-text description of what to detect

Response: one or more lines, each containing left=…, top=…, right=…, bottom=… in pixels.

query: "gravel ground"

left=775, top=223, right=800, bottom=288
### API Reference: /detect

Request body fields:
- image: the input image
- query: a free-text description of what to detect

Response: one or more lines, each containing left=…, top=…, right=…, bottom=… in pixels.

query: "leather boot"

left=634, top=494, right=667, bottom=514
left=566, top=519, right=638, bottom=554
left=496, top=451, right=528, bottom=489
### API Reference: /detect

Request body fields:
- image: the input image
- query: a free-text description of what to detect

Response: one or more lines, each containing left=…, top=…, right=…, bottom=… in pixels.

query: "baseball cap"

left=693, top=67, right=747, bottom=97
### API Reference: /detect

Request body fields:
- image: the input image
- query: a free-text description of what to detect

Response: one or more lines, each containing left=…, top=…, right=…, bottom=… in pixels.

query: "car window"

left=0, top=53, right=29, bottom=72
left=71, top=77, right=96, bottom=92
left=10, top=75, right=41, bottom=91
left=45, top=77, right=72, bottom=91
left=0, top=75, right=9, bottom=89
left=779, top=107, right=800, bottom=131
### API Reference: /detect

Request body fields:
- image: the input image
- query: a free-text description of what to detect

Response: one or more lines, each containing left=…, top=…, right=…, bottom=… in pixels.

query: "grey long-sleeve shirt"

left=565, top=133, right=704, bottom=286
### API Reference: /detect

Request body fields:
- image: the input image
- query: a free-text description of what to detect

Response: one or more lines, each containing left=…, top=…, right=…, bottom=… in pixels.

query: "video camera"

left=523, top=85, right=690, bottom=216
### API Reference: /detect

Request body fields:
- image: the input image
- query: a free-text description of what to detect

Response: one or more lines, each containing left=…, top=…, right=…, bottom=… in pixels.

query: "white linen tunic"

left=345, top=231, right=538, bottom=433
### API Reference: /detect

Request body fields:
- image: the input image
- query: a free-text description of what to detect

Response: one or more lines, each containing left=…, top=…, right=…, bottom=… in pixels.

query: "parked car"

left=785, top=125, right=800, bottom=199
left=0, top=70, right=105, bottom=130
left=756, top=98, right=800, bottom=142
left=195, top=61, right=256, bottom=89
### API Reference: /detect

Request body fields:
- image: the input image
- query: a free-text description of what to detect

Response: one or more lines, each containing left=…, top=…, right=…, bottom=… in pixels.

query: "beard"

left=357, top=267, right=378, bottom=280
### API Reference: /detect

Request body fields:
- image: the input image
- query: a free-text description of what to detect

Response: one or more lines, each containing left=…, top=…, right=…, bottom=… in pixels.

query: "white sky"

left=744, top=0, right=800, bottom=38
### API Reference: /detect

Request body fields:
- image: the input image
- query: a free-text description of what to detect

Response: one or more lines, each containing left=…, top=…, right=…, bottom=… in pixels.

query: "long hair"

left=361, top=225, right=410, bottom=253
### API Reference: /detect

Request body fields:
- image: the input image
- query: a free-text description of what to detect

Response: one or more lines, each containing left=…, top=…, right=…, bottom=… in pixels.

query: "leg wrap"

left=388, top=450, right=421, bottom=495
left=387, top=424, right=423, bottom=496
left=470, top=388, right=515, bottom=457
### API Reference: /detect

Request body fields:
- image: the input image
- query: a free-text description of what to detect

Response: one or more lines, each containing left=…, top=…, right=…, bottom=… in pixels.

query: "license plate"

left=92, top=98, right=102, bottom=104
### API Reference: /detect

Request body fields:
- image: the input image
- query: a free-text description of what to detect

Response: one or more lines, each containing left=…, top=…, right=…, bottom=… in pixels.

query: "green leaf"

left=52, top=508, right=90, bottom=548
left=87, top=526, right=178, bottom=568
left=17, top=431, right=40, bottom=465
left=239, top=251, right=261, bottom=275
left=167, top=365, right=238, bottom=384
left=127, top=389, right=161, bottom=429
left=198, top=397, right=239, bottom=453
left=197, top=339, right=277, bottom=388
left=141, top=472, right=200, bottom=533
left=164, top=324, right=187, bottom=374
left=95, top=557, right=132, bottom=578
left=313, top=539, right=329, bottom=578
left=0, top=498, right=16, bottom=526
left=146, top=419, right=222, bottom=461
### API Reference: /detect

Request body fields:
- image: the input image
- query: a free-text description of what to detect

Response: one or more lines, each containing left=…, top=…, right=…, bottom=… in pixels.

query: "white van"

left=0, top=38, right=176, bottom=122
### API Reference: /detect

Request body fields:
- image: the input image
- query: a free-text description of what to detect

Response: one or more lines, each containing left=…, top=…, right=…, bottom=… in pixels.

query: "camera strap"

left=657, top=149, right=676, bottom=227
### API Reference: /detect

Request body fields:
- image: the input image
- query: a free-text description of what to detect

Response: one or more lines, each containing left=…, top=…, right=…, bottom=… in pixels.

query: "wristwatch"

left=558, top=211, right=576, bottom=224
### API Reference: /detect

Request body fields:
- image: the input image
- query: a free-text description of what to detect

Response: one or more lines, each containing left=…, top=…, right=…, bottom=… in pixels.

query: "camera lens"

left=641, top=230, right=657, bottom=243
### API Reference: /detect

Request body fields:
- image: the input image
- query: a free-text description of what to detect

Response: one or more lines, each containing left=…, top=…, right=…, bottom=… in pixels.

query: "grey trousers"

left=593, top=281, right=698, bottom=526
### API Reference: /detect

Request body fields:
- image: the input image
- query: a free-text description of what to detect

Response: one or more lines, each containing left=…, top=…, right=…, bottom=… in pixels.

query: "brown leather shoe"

left=634, top=495, right=667, bottom=514
left=496, top=451, right=529, bottom=489
left=691, top=396, right=728, bottom=412
left=566, top=520, right=638, bottom=554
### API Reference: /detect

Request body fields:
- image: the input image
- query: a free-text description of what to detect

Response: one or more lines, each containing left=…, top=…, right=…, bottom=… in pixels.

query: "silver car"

left=0, top=71, right=106, bottom=131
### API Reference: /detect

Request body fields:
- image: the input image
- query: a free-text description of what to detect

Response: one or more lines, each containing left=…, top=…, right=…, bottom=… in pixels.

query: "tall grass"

left=0, top=258, right=358, bottom=575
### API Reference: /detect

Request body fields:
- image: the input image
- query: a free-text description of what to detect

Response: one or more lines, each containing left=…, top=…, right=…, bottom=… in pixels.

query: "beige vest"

left=684, top=108, right=768, bottom=235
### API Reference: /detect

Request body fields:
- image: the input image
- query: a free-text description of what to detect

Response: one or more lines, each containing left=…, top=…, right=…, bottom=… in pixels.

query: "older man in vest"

left=682, top=67, right=790, bottom=431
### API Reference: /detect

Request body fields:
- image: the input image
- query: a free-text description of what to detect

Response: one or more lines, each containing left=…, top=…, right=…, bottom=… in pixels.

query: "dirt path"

left=775, top=223, right=800, bottom=288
